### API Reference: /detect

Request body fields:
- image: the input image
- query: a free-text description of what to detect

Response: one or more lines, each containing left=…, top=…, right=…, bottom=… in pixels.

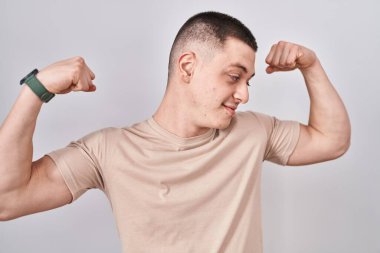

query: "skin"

left=154, top=38, right=255, bottom=137
left=0, top=38, right=350, bottom=220
left=264, top=41, right=351, bottom=165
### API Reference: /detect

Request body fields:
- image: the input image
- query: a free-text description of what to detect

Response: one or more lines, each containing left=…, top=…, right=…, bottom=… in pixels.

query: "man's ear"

left=178, top=51, right=196, bottom=83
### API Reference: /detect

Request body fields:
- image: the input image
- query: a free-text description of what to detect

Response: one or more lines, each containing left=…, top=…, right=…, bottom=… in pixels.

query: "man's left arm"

left=265, top=41, right=351, bottom=166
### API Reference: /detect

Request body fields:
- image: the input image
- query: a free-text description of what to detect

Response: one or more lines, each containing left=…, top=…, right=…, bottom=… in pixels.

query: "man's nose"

left=233, top=83, right=249, bottom=104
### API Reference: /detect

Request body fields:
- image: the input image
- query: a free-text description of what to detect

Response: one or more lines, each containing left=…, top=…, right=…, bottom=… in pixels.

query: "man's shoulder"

left=83, top=118, right=151, bottom=137
left=234, top=110, right=274, bottom=125
left=73, top=127, right=125, bottom=145
left=230, top=110, right=278, bottom=137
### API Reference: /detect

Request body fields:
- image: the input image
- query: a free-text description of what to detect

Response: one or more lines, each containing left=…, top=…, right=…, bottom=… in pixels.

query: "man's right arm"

left=0, top=57, right=96, bottom=220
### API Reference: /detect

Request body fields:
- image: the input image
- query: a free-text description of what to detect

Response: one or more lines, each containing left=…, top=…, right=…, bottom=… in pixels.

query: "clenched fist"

left=265, top=41, right=317, bottom=74
left=36, top=57, right=96, bottom=94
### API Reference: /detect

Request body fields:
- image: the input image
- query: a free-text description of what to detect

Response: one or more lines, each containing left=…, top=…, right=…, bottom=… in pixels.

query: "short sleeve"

left=46, top=129, right=106, bottom=202
left=253, top=112, right=300, bottom=165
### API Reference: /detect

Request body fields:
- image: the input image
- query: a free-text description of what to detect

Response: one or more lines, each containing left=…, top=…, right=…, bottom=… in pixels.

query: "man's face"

left=188, top=37, right=256, bottom=130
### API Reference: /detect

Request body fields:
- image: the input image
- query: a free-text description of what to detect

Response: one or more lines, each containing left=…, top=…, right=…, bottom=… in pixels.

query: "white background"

left=0, top=0, right=379, bottom=252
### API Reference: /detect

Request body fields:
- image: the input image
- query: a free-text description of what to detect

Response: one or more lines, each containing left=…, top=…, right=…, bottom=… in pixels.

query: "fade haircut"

left=168, top=11, right=258, bottom=80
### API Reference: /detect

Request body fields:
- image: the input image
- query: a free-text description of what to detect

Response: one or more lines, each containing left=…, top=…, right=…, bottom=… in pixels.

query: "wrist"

left=20, top=85, right=44, bottom=106
left=20, top=69, right=55, bottom=103
left=300, top=58, right=322, bottom=75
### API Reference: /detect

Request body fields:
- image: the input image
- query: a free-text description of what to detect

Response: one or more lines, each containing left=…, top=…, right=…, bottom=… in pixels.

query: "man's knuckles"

left=72, top=56, right=85, bottom=66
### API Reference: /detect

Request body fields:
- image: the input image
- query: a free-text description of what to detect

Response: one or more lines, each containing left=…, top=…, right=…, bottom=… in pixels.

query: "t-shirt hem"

left=46, top=151, right=80, bottom=202
left=281, top=121, right=301, bottom=166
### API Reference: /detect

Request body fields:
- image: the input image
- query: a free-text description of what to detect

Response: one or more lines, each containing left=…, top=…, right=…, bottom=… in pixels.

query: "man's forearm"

left=0, top=85, right=43, bottom=193
left=0, top=57, right=95, bottom=220
left=0, top=56, right=96, bottom=197
left=265, top=41, right=350, bottom=164
left=301, top=59, right=351, bottom=154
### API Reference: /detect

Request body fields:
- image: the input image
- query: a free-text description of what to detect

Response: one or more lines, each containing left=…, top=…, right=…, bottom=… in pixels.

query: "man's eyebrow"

left=228, top=63, right=255, bottom=78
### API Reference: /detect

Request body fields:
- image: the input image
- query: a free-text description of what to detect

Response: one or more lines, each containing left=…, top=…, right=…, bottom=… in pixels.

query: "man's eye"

left=247, top=81, right=251, bottom=87
left=230, top=75, right=240, bottom=81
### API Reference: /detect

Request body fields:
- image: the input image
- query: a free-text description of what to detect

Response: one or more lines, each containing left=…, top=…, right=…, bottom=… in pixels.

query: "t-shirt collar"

left=147, top=117, right=217, bottom=150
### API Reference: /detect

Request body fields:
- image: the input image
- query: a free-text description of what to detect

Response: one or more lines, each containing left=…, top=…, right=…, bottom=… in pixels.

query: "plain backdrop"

left=0, top=0, right=379, bottom=252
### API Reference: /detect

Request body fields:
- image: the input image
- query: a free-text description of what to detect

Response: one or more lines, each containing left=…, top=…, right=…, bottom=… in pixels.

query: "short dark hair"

left=168, top=11, right=258, bottom=78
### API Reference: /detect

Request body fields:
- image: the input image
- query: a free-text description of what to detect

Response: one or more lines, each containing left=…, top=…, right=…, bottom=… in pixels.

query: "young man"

left=0, top=11, right=350, bottom=252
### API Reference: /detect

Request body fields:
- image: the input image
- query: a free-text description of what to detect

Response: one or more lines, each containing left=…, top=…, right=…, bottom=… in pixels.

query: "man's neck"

left=153, top=93, right=210, bottom=138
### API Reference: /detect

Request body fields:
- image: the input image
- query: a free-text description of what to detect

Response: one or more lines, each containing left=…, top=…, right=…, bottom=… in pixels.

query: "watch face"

left=20, top=69, right=39, bottom=85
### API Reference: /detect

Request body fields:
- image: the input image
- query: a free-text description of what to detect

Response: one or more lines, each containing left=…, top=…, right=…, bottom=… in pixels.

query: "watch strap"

left=20, top=69, right=55, bottom=103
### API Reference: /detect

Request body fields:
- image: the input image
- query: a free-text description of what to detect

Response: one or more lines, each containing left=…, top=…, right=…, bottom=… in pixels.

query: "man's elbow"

left=0, top=212, right=13, bottom=222
left=0, top=204, right=25, bottom=221
left=330, top=135, right=351, bottom=160
left=0, top=193, right=23, bottom=221
left=0, top=206, right=15, bottom=221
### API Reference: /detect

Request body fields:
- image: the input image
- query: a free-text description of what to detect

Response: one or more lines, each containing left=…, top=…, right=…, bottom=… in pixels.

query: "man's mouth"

left=223, top=104, right=237, bottom=116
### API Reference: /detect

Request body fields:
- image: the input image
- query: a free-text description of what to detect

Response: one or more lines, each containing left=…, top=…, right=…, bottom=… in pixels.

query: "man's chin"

left=213, top=116, right=233, bottom=130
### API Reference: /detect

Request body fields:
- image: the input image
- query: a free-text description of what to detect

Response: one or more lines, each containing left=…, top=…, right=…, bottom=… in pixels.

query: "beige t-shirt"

left=47, top=111, right=300, bottom=253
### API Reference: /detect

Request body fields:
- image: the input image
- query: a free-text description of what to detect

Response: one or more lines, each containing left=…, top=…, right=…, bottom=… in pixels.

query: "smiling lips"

left=223, top=104, right=237, bottom=116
